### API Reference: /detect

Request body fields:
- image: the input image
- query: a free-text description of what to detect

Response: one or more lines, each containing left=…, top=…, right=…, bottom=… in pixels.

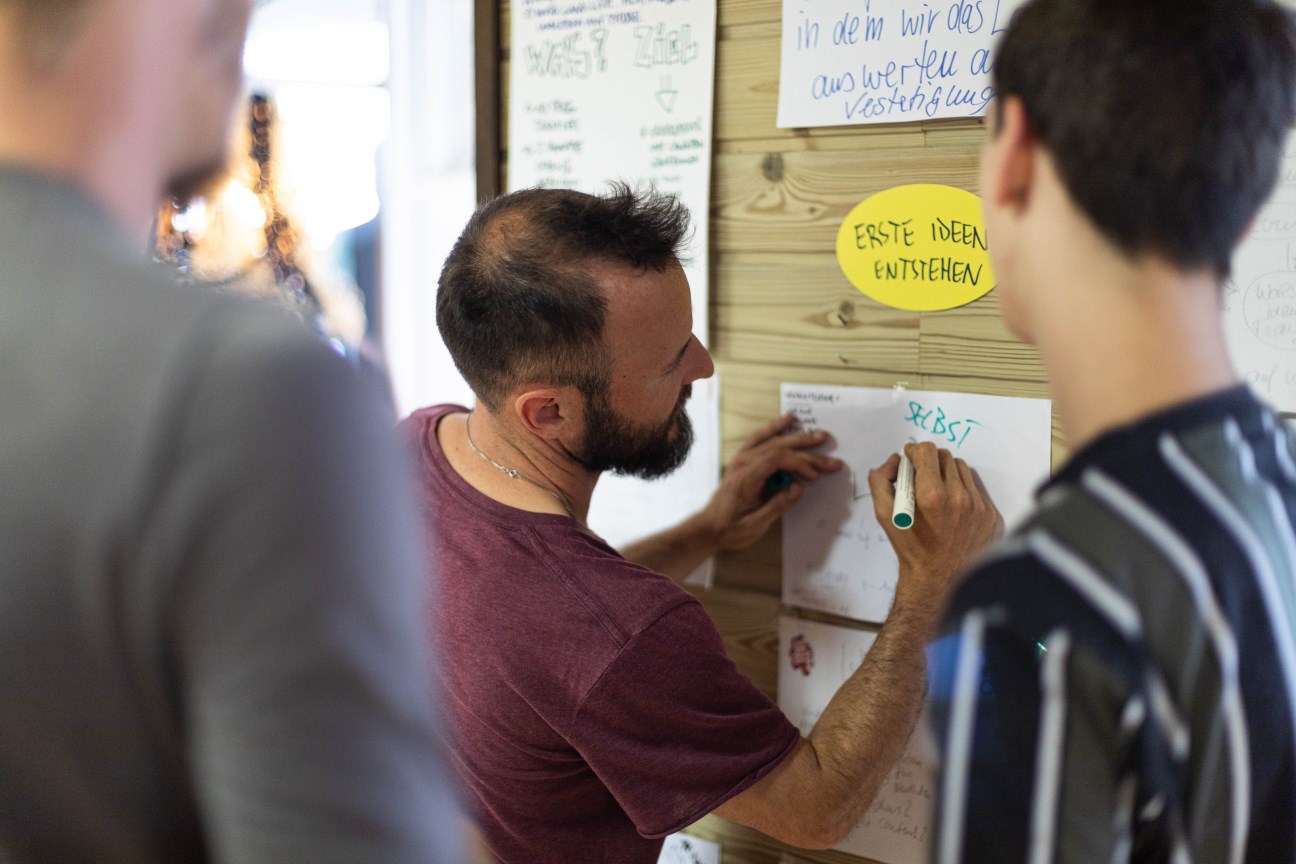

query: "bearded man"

left=407, top=185, right=1000, bottom=863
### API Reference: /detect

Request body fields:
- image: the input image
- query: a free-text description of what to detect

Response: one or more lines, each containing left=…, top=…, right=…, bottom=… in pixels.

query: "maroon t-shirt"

left=403, top=405, right=799, bottom=864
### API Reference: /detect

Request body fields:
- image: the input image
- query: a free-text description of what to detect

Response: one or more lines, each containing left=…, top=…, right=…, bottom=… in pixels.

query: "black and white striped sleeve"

left=928, top=559, right=1140, bottom=864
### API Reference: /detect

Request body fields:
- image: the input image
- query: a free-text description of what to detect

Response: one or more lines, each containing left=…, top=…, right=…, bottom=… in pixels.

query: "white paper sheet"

left=781, top=383, right=1051, bottom=623
left=509, top=0, right=721, bottom=563
left=657, top=833, right=720, bottom=864
left=776, top=0, right=1027, bottom=129
left=778, top=616, right=936, bottom=864
left=1226, top=137, right=1296, bottom=412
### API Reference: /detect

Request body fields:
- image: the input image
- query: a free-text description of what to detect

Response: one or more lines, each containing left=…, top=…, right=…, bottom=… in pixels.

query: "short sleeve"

left=564, top=601, right=799, bottom=838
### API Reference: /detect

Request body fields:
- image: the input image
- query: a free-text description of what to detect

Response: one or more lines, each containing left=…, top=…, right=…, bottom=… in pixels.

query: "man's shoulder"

left=944, top=481, right=1135, bottom=641
left=437, top=519, right=700, bottom=667
left=397, top=404, right=465, bottom=458
left=509, top=526, right=699, bottom=645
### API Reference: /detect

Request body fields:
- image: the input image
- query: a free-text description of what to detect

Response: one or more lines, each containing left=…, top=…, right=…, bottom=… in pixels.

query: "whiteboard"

left=1226, top=136, right=1296, bottom=411
left=781, top=383, right=1051, bottom=623
left=777, top=0, right=1028, bottom=128
left=508, top=0, right=721, bottom=554
left=778, top=616, right=937, bottom=864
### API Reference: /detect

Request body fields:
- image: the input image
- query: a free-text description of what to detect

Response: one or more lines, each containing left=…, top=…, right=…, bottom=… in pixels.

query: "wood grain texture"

left=712, top=253, right=920, bottom=373
left=918, top=290, right=1047, bottom=384
left=476, top=0, right=503, bottom=200
left=717, top=0, right=782, bottom=29
left=713, top=147, right=981, bottom=253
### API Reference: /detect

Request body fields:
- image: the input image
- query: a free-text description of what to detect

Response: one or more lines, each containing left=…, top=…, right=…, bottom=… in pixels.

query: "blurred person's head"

left=980, top=0, right=1296, bottom=340
left=0, top=0, right=254, bottom=230
left=436, top=185, right=715, bottom=480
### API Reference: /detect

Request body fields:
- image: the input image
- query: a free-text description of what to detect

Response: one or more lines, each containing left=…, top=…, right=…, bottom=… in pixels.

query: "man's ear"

left=985, top=95, right=1036, bottom=212
left=513, top=387, right=570, bottom=440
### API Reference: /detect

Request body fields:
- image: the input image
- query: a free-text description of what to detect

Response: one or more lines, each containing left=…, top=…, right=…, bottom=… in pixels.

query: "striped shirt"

left=929, top=386, right=1296, bottom=864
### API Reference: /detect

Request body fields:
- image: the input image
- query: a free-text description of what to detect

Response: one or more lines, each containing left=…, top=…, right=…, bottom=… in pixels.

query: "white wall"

left=384, top=0, right=478, bottom=415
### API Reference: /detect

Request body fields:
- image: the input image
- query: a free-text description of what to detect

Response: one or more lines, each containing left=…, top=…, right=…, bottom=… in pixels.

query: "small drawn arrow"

left=655, top=76, right=678, bottom=113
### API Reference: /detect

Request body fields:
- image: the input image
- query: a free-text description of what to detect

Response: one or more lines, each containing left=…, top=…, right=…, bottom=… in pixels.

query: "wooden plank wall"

left=497, top=2, right=1062, bottom=860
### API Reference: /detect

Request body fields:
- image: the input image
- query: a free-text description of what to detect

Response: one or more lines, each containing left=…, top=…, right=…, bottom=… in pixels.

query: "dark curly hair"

left=436, top=183, right=692, bottom=411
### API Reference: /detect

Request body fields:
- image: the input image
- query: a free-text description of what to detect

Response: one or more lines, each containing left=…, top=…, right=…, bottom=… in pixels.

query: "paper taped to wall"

left=1226, top=137, right=1296, bottom=412
left=779, top=615, right=937, bottom=864
left=776, top=0, right=1028, bottom=128
left=781, top=383, right=1051, bottom=623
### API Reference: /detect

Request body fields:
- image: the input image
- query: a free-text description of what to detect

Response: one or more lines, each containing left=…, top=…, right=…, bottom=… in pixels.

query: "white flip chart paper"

left=779, top=615, right=937, bottom=864
left=777, top=0, right=1027, bottom=128
left=1226, top=137, right=1296, bottom=411
left=781, top=383, right=1051, bottom=623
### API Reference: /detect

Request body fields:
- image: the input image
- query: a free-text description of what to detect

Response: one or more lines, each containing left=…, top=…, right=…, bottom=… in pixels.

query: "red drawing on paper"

left=789, top=634, right=814, bottom=676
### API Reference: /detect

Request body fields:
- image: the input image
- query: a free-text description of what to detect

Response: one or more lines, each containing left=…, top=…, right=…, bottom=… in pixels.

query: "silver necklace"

left=464, top=413, right=579, bottom=523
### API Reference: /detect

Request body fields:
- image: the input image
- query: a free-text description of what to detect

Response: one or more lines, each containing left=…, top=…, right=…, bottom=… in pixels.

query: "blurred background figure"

left=0, top=0, right=466, bottom=860
left=155, top=93, right=387, bottom=405
left=155, top=94, right=368, bottom=349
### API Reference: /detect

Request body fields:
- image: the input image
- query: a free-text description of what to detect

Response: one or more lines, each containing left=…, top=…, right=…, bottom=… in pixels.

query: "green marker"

left=765, top=470, right=794, bottom=493
left=892, top=450, right=915, bottom=530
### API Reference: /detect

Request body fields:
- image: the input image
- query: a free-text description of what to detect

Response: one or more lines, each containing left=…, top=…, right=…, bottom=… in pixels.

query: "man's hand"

left=618, top=414, right=841, bottom=582
left=697, top=413, right=844, bottom=552
left=867, top=442, right=1003, bottom=628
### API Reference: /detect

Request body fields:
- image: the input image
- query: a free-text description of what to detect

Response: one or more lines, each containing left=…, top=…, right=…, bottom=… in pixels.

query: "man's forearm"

left=802, top=595, right=934, bottom=839
left=712, top=588, right=938, bottom=849
left=617, top=512, right=719, bottom=583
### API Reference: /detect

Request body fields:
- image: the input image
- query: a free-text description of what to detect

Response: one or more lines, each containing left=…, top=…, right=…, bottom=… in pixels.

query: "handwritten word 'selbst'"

left=904, top=401, right=981, bottom=448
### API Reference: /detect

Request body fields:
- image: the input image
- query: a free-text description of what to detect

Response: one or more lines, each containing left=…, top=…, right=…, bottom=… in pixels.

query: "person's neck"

left=458, top=408, right=598, bottom=524
left=1028, top=248, right=1238, bottom=453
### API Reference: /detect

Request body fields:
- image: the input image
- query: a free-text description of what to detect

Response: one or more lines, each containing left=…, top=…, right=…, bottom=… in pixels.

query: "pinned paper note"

left=836, top=185, right=995, bottom=311
left=776, top=0, right=1027, bottom=128
left=779, top=616, right=936, bottom=864
left=657, top=833, right=720, bottom=864
left=1226, top=137, right=1296, bottom=411
left=781, top=383, right=1051, bottom=623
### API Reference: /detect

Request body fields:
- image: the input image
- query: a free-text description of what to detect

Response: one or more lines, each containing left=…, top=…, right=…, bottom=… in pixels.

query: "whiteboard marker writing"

left=892, top=451, right=916, bottom=530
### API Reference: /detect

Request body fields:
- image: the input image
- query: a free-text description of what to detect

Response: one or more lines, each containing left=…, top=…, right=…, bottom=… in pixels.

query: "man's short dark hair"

left=436, top=184, right=691, bottom=412
left=994, top=0, right=1296, bottom=276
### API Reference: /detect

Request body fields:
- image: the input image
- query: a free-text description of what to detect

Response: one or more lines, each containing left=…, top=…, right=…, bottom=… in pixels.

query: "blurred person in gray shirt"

left=0, top=1, right=464, bottom=861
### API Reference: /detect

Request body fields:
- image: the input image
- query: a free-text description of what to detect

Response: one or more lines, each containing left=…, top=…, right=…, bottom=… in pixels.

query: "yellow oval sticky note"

left=836, top=184, right=995, bottom=312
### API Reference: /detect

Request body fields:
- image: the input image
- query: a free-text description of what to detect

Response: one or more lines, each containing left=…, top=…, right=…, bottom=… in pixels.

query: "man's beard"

left=577, top=385, right=695, bottom=480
